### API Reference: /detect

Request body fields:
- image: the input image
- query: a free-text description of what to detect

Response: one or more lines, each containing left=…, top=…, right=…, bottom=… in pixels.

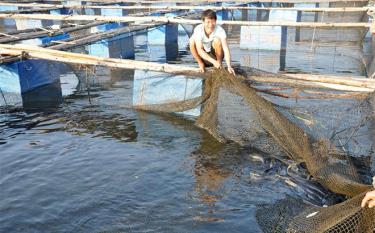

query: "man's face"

left=203, top=17, right=216, bottom=35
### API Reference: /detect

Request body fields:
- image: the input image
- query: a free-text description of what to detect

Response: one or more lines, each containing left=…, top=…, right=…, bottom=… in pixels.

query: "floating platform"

left=0, top=0, right=374, bottom=110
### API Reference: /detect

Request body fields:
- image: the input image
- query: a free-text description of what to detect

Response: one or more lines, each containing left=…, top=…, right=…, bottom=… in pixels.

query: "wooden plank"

left=0, top=9, right=198, bottom=63
left=0, top=21, right=105, bottom=43
left=0, top=13, right=370, bottom=28
left=0, top=32, right=19, bottom=39
left=249, top=76, right=374, bottom=92
left=0, top=3, right=61, bottom=8
left=0, top=44, right=201, bottom=75
left=0, top=25, right=71, bottom=37
left=0, top=3, right=372, bottom=12
left=17, top=0, right=369, bottom=3
left=0, top=44, right=374, bottom=93
left=0, top=6, right=61, bottom=14
left=285, top=74, right=375, bottom=89
left=48, top=22, right=166, bottom=50
left=0, top=7, right=180, bottom=43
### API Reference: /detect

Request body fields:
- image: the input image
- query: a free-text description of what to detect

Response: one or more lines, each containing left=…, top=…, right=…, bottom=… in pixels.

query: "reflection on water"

left=192, top=137, right=231, bottom=206
left=62, top=108, right=138, bottom=142
left=21, top=82, right=63, bottom=111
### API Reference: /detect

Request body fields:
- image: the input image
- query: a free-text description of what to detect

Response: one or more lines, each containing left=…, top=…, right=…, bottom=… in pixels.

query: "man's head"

left=201, top=9, right=217, bottom=35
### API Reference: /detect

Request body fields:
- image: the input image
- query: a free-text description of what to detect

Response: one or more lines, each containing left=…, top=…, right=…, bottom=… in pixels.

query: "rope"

left=308, top=9, right=324, bottom=74
left=332, top=9, right=346, bottom=73
left=0, top=87, right=8, bottom=109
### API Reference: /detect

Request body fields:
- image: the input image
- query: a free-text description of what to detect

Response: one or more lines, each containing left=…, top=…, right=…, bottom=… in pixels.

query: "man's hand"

left=227, top=66, right=235, bottom=75
left=212, top=60, right=222, bottom=69
left=361, top=190, right=375, bottom=208
left=198, top=62, right=205, bottom=73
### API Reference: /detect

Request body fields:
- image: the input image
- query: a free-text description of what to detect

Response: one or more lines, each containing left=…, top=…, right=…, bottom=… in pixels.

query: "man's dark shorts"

left=202, top=48, right=217, bottom=67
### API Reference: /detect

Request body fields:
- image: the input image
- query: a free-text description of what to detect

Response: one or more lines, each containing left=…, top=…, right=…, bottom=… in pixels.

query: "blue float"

left=86, top=6, right=135, bottom=59
left=214, top=2, right=228, bottom=21
left=87, top=34, right=135, bottom=59
left=21, top=33, right=69, bottom=46
left=0, top=6, right=17, bottom=28
left=61, top=0, right=84, bottom=15
left=0, top=60, right=62, bottom=94
left=0, top=27, right=69, bottom=100
left=148, top=11, right=182, bottom=45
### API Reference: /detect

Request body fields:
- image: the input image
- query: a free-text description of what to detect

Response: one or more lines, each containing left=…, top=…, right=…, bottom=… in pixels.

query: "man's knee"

left=212, top=38, right=222, bottom=50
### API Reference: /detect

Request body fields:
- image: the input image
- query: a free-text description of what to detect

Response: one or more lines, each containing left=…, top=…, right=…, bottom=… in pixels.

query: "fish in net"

left=133, top=67, right=375, bottom=231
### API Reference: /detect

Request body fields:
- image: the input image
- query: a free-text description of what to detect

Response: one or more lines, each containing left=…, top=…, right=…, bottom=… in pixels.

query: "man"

left=190, top=9, right=235, bottom=75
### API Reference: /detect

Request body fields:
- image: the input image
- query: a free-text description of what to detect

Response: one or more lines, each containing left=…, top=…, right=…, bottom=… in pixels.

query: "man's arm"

left=362, top=190, right=375, bottom=208
left=221, top=38, right=235, bottom=75
left=196, top=40, right=221, bottom=68
left=362, top=176, right=375, bottom=208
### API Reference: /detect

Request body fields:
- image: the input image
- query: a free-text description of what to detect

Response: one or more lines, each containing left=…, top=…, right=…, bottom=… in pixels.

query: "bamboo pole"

left=57, top=6, right=375, bottom=13
left=0, top=7, right=179, bottom=43
left=0, top=32, right=19, bottom=39
left=253, top=87, right=369, bottom=99
left=0, top=24, right=72, bottom=37
left=20, top=0, right=370, bottom=3
left=0, top=21, right=105, bottom=43
left=0, top=6, right=61, bottom=14
left=0, top=44, right=201, bottom=75
left=284, top=74, right=375, bottom=89
left=249, top=77, right=375, bottom=92
left=0, top=44, right=373, bottom=92
left=48, top=22, right=166, bottom=50
left=0, top=13, right=370, bottom=28
left=45, top=10, right=197, bottom=50
left=0, top=2, right=373, bottom=13
left=1, top=0, right=40, bottom=3
left=0, top=9, right=197, bottom=63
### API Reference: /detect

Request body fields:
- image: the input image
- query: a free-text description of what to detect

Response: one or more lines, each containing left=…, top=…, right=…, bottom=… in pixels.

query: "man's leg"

left=212, top=38, right=224, bottom=64
left=189, top=38, right=206, bottom=72
left=189, top=37, right=204, bottom=64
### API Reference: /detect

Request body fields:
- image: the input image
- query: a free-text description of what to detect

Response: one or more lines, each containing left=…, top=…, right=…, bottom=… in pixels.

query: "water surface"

left=0, top=12, right=369, bottom=232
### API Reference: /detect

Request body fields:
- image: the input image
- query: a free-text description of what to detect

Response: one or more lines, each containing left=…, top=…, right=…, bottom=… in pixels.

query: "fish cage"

left=0, top=0, right=375, bottom=232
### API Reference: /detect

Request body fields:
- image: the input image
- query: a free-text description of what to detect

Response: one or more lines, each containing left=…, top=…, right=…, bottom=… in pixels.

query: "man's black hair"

left=201, top=9, right=217, bottom=21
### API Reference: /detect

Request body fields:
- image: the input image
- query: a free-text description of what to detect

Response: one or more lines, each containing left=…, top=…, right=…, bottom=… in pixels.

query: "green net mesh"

left=133, top=68, right=375, bottom=232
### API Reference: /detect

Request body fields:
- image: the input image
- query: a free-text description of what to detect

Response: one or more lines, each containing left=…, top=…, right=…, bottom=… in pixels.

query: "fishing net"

left=133, top=68, right=375, bottom=232
left=256, top=192, right=375, bottom=233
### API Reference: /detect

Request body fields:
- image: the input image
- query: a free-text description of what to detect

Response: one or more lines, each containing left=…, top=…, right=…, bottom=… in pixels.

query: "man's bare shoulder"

left=192, top=24, right=204, bottom=39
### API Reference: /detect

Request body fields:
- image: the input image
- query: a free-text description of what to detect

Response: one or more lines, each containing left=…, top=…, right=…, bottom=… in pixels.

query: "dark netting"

left=133, top=68, right=375, bottom=231
left=256, top=192, right=375, bottom=233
